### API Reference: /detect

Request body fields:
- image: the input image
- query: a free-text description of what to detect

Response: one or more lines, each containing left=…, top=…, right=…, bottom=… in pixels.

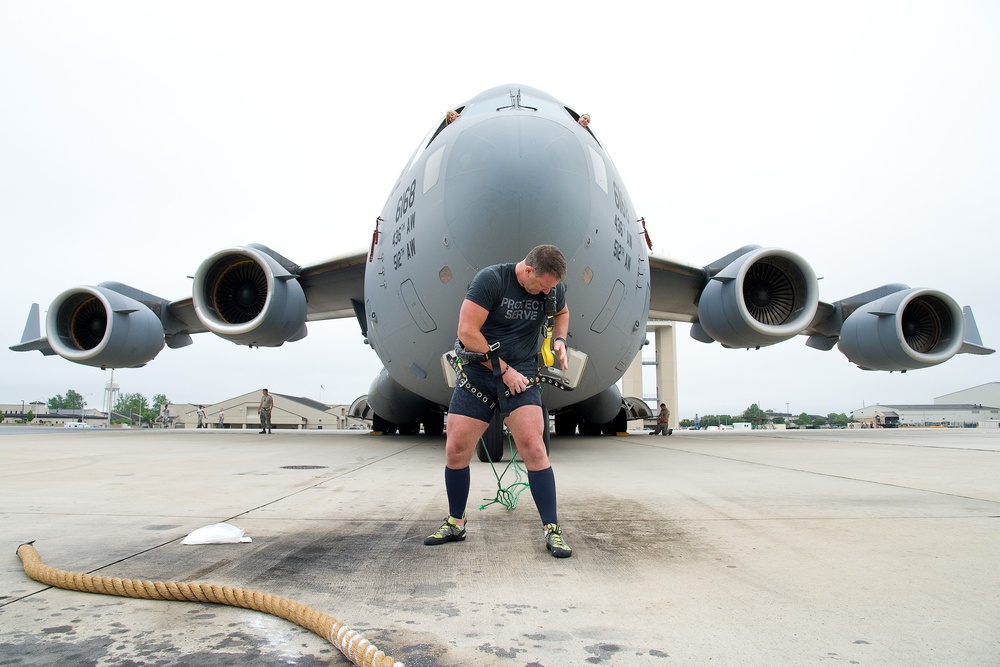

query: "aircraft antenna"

left=497, top=89, right=536, bottom=111
left=639, top=217, right=653, bottom=250
left=368, top=216, right=382, bottom=263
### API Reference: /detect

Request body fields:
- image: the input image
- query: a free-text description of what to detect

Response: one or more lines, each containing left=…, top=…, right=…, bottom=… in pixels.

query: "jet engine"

left=837, top=288, right=964, bottom=371
left=697, top=248, right=819, bottom=348
left=192, top=246, right=308, bottom=347
left=46, top=286, right=165, bottom=368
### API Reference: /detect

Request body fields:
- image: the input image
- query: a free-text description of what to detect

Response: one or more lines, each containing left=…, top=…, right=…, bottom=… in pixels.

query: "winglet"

left=21, top=303, right=41, bottom=342
left=9, top=304, right=55, bottom=355
left=959, top=306, right=994, bottom=355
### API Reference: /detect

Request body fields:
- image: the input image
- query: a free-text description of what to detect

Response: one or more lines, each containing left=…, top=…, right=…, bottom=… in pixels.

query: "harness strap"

left=491, top=352, right=509, bottom=416
left=447, top=354, right=571, bottom=414
left=454, top=338, right=500, bottom=364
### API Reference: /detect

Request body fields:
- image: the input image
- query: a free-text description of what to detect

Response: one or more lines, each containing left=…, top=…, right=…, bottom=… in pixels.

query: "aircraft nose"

left=443, top=114, right=591, bottom=266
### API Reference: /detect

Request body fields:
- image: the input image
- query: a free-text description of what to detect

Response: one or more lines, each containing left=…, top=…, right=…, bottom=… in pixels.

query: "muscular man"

left=424, top=244, right=573, bottom=557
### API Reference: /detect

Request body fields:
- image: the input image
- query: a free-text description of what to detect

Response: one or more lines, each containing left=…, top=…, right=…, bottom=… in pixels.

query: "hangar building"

left=165, top=391, right=360, bottom=430
left=935, top=382, right=1000, bottom=408
left=851, top=383, right=1000, bottom=428
left=851, top=404, right=999, bottom=428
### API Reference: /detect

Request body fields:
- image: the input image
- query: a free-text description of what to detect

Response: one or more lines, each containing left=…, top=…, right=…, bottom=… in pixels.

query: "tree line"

left=42, top=388, right=171, bottom=426
left=679, top=403, right=851, bottom=429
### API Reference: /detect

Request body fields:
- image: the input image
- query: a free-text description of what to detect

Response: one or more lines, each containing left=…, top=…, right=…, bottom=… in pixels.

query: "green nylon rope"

left=477, top=430, right=530, bottom=511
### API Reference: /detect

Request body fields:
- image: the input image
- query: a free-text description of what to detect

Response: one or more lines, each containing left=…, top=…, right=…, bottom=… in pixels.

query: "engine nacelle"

left=193, top=246, right=308, bottom=347
left=573, top=384, right=624, bottom=425
left=367, top=368, right=434, bottom=424
left=837, top=288, right=964, bottom=371
left=697, top=248, right=819, bottom=348
left=46, top=286, right=165, bottom=368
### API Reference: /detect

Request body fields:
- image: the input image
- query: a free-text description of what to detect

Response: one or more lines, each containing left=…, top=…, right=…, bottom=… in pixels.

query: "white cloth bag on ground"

left=181, top=522, right=252, bottom=545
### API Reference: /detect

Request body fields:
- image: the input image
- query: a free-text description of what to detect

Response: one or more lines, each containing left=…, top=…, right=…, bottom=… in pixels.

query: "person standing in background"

left=258, top=390, right=273, bottom=434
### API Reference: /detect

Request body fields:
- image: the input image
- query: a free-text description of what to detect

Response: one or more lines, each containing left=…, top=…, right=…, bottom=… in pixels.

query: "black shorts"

left=448, top=365, right=542, bottom=423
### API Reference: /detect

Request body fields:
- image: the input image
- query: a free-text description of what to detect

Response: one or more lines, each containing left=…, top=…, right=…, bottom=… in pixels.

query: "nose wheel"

left=476, top=405, right=551, bottom=462
left=477, top=412, right=506, bottom=462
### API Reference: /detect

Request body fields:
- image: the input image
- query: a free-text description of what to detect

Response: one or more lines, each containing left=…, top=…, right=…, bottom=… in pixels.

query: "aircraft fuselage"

left=363, top=85, right=650, bottom=414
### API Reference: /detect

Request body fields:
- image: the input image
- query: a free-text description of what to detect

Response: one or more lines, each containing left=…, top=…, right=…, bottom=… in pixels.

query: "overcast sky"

left=2, top=1, right=998, bottom=419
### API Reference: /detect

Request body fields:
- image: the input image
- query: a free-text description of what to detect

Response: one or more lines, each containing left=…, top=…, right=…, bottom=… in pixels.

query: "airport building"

left=849, top=382, right=1000, bottom=428
left=935, top=382, right=1000, bottom=408
left=164, top=391, right=359, bottom=430
left=0, top=401, right=48, bottom=420
left=0, top=402, right=107, bottom=426
left=1, top=393, right=361, bottom=430
left=850, top=403, right=999, bottom=428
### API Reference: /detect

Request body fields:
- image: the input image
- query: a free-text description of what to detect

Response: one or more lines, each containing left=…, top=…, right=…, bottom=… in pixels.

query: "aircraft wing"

left=11, top=245, right=370, bottom=368
left=646, top=244, right=992, bottom=370
left=646, top=253, right=707, bottom=322
left=299, top=250, right=368, bottom=322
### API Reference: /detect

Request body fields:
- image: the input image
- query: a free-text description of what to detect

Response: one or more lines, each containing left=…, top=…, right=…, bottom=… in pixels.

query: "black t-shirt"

left=464, top=263, right=567, bottom=369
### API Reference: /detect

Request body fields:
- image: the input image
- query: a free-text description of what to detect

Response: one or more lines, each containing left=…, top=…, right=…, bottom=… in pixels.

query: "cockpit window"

left=426, top=105, right=466, bottom=148
left=565, top=107, right=600, bottom=146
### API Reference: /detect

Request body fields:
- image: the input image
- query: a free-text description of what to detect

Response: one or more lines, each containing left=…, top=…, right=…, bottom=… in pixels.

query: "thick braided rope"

left=16, top=543, right=403, bottom=667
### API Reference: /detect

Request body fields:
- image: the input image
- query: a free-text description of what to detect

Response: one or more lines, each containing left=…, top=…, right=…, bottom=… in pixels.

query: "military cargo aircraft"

left=12, top=84, right=993, bottom=460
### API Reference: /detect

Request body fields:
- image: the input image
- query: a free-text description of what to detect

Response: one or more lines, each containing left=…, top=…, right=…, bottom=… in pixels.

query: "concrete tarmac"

left=1, top=426, right=998, bottom=666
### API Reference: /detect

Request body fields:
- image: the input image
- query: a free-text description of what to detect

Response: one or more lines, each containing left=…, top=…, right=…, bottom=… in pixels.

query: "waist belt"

left=446, top=351, right=573, bottom=416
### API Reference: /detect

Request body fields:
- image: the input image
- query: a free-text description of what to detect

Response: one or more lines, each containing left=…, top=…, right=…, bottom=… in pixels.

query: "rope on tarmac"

left=15, top=542, right=403, bottom=667
left=478, top=430, right=530, bottom=512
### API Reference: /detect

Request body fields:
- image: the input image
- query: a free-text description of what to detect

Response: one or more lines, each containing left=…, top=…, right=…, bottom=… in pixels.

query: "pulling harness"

left=449, top=293, right=572, bottom=415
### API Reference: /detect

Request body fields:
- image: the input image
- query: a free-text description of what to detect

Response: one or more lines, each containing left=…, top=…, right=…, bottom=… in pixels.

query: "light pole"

left=80, top=393, right=92, bottom=424
left=105, top=368, right=116, bottom=428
